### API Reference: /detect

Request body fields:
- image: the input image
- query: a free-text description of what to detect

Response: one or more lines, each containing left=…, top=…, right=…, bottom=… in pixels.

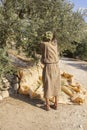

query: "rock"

left=71, top=93, right=86, bottom=104
left=0, top=90, right=1, bottom=94
left=79, top=124, right=83, bottom=129
left=4, top=83, right=10, bottom=89
left=0, top=76, right=10, bottom=91
left=18, top=62, right=43, bottom=97
left=0, top=95, right=3, bottom=101
left=14, top=83, right=19, bottom=91
left=0, top=80, right=3, bottom=91
left=1, top=90, right=9, bottom=98
left=0, top=85, right=9, bottom=91
left=8, top=89, right=15, bottom=95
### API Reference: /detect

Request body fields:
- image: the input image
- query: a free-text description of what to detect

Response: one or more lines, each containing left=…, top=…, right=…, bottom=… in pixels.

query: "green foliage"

left=0, top=48, right=17, bottom=77
left=75, top=36, right=87, bottom=61
left=0, top=0, right=87, bottom=76
left=0, top=0, right=86, bottom=55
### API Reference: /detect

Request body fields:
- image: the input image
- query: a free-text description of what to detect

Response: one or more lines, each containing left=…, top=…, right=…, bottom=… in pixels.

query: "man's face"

left=45, top=31, right=53, bottom=40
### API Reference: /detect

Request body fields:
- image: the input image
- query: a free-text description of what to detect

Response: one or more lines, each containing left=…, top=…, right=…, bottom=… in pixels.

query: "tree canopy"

left=0, top=0, right=86, bottom=54
left=0, top=0, right=87, bottom=76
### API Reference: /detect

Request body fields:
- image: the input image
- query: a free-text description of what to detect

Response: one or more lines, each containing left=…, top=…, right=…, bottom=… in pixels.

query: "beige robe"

left=41, top=40, right=61, bottom=98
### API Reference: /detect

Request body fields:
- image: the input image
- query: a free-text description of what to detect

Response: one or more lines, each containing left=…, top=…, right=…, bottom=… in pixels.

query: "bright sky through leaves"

left=70, top=0, right=87, bottom=22
left=70, top=0, right=87, bottom=10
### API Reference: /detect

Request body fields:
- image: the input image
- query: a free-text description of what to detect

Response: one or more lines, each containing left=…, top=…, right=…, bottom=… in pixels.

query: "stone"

left=18, top=62, right=87, bottom=105
left=79, top=124, right=83, bottom=129
left=0, top=95, right=3, bottom=101
left=14, top=83, right=19, bottom=91
left=1, top=90, right=9, bottom=98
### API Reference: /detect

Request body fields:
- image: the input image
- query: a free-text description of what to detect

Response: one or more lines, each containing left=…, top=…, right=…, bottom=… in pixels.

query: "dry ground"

left=0, top=57, right=87, bottom=130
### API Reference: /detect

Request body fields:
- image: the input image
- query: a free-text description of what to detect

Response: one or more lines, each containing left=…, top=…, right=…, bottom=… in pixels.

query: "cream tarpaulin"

left=17, top=62, right=87, bottom=105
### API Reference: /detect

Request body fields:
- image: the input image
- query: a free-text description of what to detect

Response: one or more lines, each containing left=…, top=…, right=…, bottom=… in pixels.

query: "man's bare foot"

left=50, top=104, right=58, bottom=110
left=45, top=105, right=50, bottom=111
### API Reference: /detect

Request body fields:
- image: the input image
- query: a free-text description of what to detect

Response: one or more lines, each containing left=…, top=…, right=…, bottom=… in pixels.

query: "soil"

left=0, top=57, right=87, bottom=130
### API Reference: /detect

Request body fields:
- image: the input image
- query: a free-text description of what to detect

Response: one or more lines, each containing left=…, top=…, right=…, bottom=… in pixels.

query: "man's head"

left=42, top=31, right=53, bottom=41
left=45, top=31, right=53, bottom=41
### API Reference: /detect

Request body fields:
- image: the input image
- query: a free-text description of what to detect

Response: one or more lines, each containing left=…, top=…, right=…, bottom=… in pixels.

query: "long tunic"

left=41, top=40, right=61, bottom=98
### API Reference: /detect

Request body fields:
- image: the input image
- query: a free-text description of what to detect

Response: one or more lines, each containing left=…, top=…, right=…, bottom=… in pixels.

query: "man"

left=41, top=31, right=61, bottom=111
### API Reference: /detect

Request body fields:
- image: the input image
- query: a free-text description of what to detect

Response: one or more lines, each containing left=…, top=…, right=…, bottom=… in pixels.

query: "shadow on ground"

left=10, top=93, right=46, bottom=110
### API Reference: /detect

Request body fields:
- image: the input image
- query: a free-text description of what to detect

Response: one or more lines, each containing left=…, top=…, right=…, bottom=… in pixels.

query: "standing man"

left=41, top=31, right=61, bottom=111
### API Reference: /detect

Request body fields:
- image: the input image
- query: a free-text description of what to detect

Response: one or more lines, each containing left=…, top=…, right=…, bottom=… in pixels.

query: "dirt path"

left=0, top=58, right=87, bottom=130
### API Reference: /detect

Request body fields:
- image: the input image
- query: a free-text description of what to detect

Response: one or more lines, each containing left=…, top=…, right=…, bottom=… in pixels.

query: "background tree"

left=0, top=0, right=86, bottom=55
left=0, top=0, right=87, bottom=76
left=74, top=32, right=87, bottom=60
